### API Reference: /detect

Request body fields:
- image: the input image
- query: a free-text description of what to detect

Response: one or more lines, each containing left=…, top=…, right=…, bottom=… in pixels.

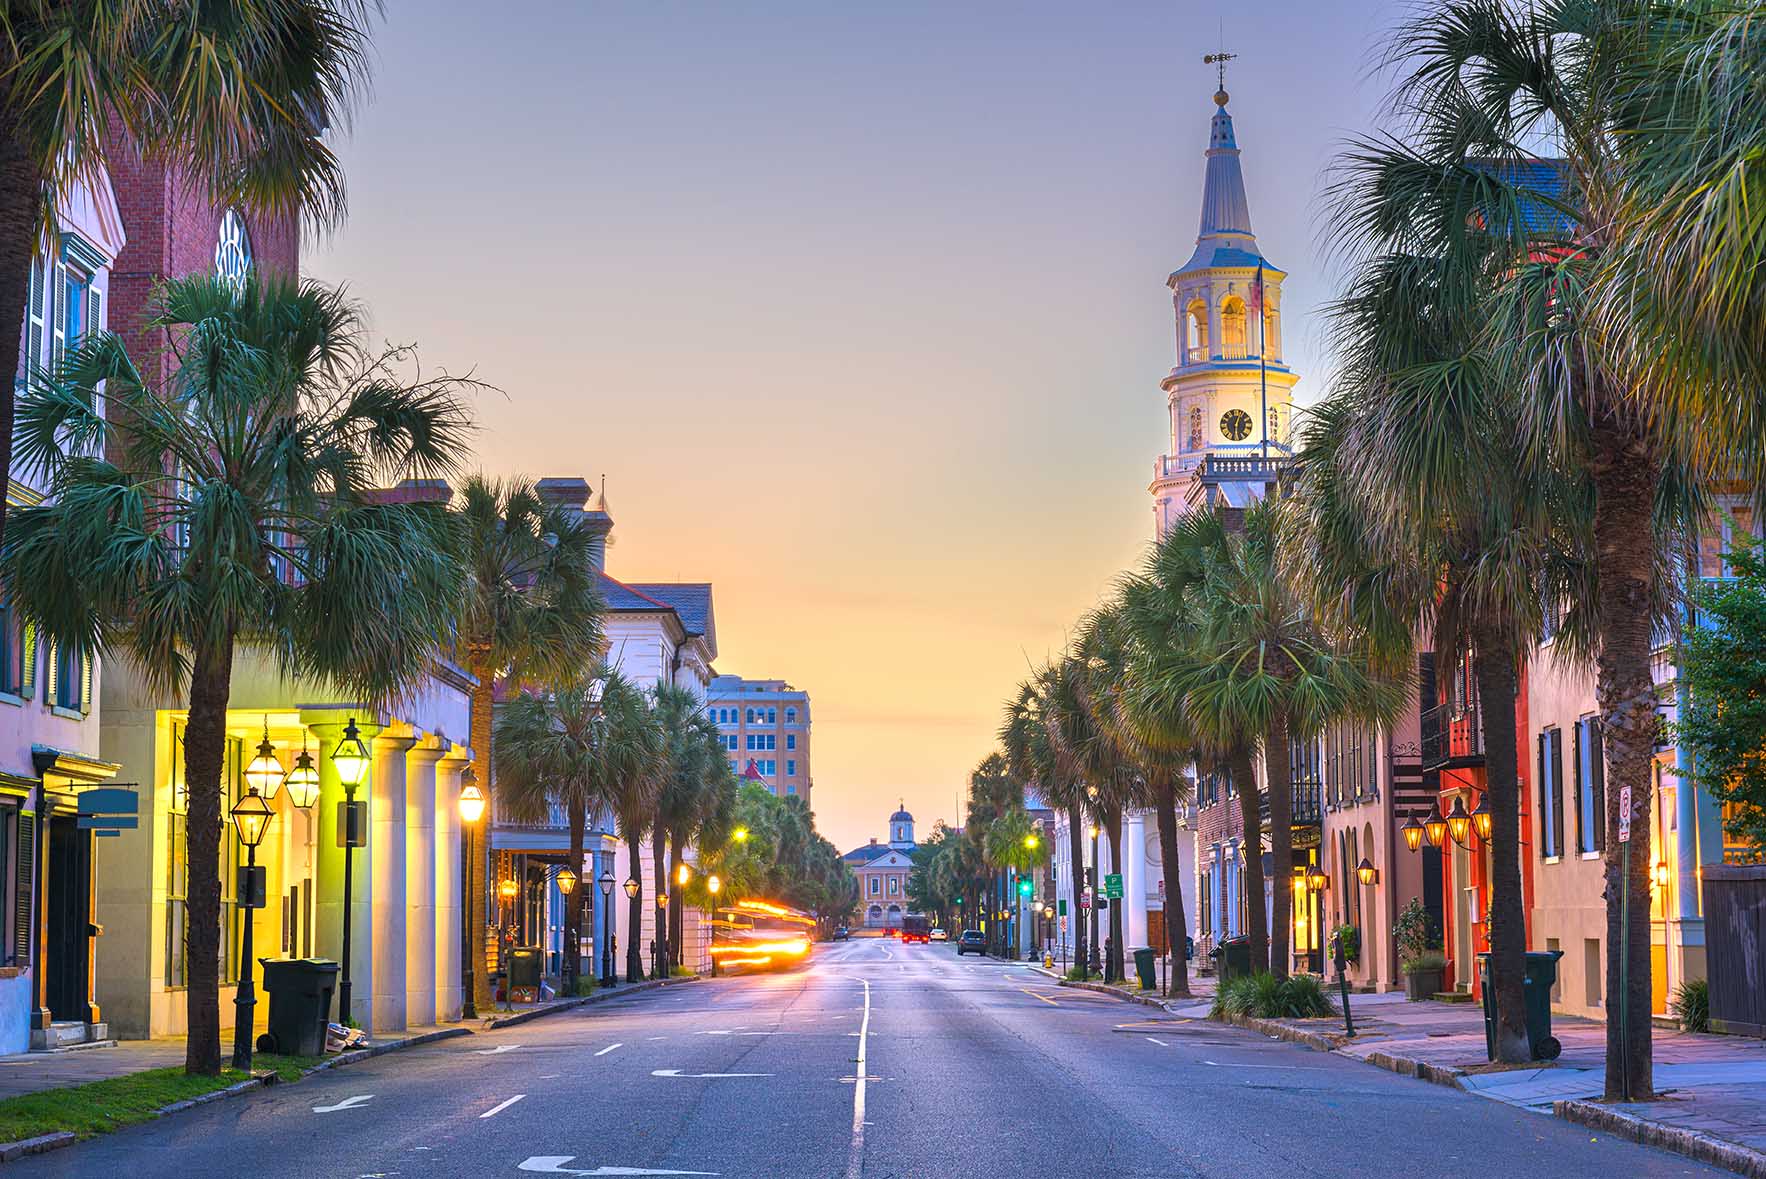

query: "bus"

left=708, top=899, right=816, bottom=972
left=900, top=914, right=932, bottom=944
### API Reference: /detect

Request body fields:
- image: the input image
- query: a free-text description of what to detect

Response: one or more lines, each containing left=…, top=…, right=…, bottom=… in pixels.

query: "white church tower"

left=1150, top=72, right=1300, bottom=533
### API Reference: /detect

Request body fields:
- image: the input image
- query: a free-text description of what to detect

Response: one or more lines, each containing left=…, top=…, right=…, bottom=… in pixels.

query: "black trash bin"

left=1132, top=947, right=1156, bottom=989
left=1476, top=949, right=1566, bottom=1061
left=256, top=958, right=339, bottom=1056
left=1218, top=935, right=1252, bottom=983
left=508, top=946, right=543, bottom=1000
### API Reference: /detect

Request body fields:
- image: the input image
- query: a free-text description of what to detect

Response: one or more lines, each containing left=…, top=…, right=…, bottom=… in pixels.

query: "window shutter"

left=85, top=285, right=100, bottom=344
left=1572, top=721, right=1584, bottom=853
left=13, top=811, right=32, bottom=965
left=24, top=259, right=42, bottom=384
left=1591, top=721, right=1606, bottom=853
left=43, top=640, right=57, bottom=706
left=1551, top=728, right=1566, bottom=858
left=80, top=649, right=92, bottom=714
left=1537, top=732, right=1548, bottom=856
left=50, top=258, right=66, bottom=368
left=18, top=624, right=34, bottom=701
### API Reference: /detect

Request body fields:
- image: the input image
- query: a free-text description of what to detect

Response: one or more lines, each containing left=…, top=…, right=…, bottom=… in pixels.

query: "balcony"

left=1201, top=453, right=1290, bottom=482
left=1259, top=781, right=1322, bottom=830
left=1420, top=700, right=1485, bottom=771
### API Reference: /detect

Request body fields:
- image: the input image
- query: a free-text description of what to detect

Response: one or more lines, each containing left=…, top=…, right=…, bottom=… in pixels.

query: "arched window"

left=1185, top=299, right=1208, bottom=363
left=1220, top=296, right=1247, bottom=358
left=785, top=707, right=796, bottom=724
left=1263, top=303, right=1280, bottom=359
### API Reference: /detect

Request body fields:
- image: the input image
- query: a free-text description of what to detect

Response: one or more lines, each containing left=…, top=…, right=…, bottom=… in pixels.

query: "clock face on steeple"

left=1220, top=409, right=1253, bottom=441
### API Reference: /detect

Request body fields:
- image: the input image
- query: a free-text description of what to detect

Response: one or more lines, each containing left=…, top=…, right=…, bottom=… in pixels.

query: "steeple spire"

left=1175, top=54, right=1272, bottom=278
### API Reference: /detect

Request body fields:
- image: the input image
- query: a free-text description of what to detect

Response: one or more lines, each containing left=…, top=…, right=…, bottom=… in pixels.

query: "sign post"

left=1618, top=783, right=1632, bottom=1102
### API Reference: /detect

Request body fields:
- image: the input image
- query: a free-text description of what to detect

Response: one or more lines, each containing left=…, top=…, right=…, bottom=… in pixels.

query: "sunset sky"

left=308, top=0, right=1401, bottom=854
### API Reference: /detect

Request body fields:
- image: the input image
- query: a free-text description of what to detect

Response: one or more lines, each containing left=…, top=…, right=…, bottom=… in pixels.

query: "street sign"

left=1104, top=873, right=1123, bottom=900
left=1079, top=893, right=1090, bottom=909
left=1057, top=899, right=1067, bottom=917
left=1618, top=785, right=1632, bottom=843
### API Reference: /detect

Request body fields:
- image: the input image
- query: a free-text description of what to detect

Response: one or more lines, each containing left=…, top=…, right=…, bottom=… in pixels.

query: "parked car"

left=928, top=928, right=948, bottom=942
left=831, top=925, right=850, bottom=941
left=956, top=930, right=986, bottom=956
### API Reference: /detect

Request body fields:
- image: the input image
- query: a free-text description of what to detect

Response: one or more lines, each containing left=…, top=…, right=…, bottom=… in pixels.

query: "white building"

left=843, top=804, right=916, bottom=929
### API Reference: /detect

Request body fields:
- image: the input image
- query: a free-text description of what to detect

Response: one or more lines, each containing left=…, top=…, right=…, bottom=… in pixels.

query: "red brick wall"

left=104, top=127, right=300, bottom=387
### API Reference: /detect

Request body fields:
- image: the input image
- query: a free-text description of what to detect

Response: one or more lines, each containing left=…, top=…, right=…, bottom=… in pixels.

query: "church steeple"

left=1178, top=87, right=1273, bottom=278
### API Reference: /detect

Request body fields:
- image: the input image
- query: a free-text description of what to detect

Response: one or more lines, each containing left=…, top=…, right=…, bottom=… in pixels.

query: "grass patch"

left=256, top=1052, right=327, bottom=1082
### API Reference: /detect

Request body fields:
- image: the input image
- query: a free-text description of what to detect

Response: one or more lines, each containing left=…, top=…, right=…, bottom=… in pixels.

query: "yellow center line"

left=1018, top=987, right=1059, bottom=1006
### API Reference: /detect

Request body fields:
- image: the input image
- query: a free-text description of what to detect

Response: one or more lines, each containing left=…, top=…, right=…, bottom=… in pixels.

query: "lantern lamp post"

left=1446, top=797, right=1472, bottom=848
left=282, top=735, right=321, bottom=810
left=1356, top=857, right=1378, bottom=886
left=1423, top=803, right=1449, bottom=849
left=245, top=717, right=284, bottom=800
left=1471, top=793, right=1493, bottom=843
left=598, top=869, right=616, bottom=986
left=1401, top=812, right=1425, bottom=853
left=457, top=772, right=485, bottom=1019
left=331, top=717, right=371, bottom=1026
left=706, top=874, right=721, bottom=977
left=229, top=786, right=273, bottom=1071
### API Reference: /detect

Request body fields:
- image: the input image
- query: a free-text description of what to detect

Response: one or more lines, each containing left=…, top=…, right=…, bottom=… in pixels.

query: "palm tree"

left=1003, top=673, right=1090, bottom=979
left=651, top=683, right=731, bottom=973
left=455, top=476, right=604, bottom=1012
left=3, top=273, right=469, bottom=1074
left=1329, top=1, right=1727, bottom=1092
left=597, top=673, right=662, bottom=983
left=0, top=0, right=374, bottom=553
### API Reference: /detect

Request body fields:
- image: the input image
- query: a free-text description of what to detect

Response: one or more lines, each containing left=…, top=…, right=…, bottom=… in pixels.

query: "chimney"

left=536, top=476, right=613, bottom=572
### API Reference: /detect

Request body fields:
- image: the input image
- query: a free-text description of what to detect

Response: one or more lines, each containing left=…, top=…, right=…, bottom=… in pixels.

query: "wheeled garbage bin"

left=1133, top=947, right=1156, bottom=990
left=1477, top=949, right=1566, bottom=1061
left=256, top=958, right=339, bottom=1056
left=508, top=946, right=543, bottom=1001
left=1211, top=935, right=1252, bottom=983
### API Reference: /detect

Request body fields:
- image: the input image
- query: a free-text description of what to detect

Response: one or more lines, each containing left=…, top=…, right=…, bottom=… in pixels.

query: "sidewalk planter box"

left=1702, top=865, right=1766, bottom=1037
left=1405, top=968, right=1444, bottom=1000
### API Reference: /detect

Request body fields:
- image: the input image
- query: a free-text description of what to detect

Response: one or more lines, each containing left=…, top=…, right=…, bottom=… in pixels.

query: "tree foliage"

left=1676, top=536, right=1766, bottom=850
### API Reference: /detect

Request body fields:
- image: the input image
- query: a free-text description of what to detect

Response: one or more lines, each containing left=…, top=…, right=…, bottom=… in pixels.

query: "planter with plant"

left=1394, top=898, right=1446, bottom=1000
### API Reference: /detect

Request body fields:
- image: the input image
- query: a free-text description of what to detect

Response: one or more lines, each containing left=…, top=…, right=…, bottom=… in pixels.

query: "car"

left=928, top=928, right=947, bottom=942
left=955, top=930, right=986, bottom=956
left=831, top=925, right=850, bottom=941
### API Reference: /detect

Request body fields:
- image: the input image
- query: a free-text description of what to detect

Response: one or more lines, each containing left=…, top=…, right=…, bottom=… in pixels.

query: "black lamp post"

left=623, top=876, right=640, bottom=983
left=229, top=785, right=273, bottom=1071
left=598, top=868, right=616, bottom=986
left=331, top=717, right=371, bottom=1027
left=458, top=770, right=485, bottom=1019
left=555, top=865, right=578, bottom=990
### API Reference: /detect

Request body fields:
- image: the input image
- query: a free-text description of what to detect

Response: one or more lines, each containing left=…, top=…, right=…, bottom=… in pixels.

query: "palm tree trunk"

left=1066, top=803, right=1087, bottom=979
left=182, top=637, right=236, bottom=1075
left=625, top=827, right=644, bottom=983
left=467, top=667, right=496, bottom=1014
left=0, top=129, right=40, bottom=559
left=1589, top=411, right=1662, bottom=1100
left=1231, top=746, right=1269, bottom=975
left=564, top=800, right=586, bottom=995
left=1105, top=808, right=1125, bottom=983
left=1472, top=630, right=1530, bottom=1063
left=668, top=825, right=687, bottom=968
left=1266, top=712, right=1294, bottom=980
left=650, top=827, right=669, bottom=978
left=1154, top=775, right=1190, bottom=996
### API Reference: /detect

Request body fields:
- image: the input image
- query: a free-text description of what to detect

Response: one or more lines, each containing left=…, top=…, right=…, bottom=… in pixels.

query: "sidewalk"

left=0, top=976, right=685, bottom=1101
left=1225, top=990, right=1766, bottom=1172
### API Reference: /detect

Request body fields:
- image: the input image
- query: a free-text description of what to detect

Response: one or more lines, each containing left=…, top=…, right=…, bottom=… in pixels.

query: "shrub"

left=571, top=977, right=595, bottom=998
left=1403, top=949, right=1448, bottom=974
left=1213, top=972, right=1336, bottom=1019
left=1330, top=924, right=1360, bottom=964
left=1673, top=978, right=1709, bottom=1033
left=1276, top=973, right=1337, bottom=1018
left=1394, top=898, right=1442, bottom=967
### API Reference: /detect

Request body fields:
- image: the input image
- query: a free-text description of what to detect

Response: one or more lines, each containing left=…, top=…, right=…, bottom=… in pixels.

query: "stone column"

left=434, top=746, right=469, bottom=1022
left=1123, top=810, right=1149, bottom=951
left=405, top=737, right=445, bottom=1029
left=368, top=725, right=417, bottom=1034
left=305, top=710, right=383, bottom=1027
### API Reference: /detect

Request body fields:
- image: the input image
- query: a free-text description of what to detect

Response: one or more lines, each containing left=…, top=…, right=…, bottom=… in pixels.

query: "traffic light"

left=1017, top=879, right=1033, bottom=898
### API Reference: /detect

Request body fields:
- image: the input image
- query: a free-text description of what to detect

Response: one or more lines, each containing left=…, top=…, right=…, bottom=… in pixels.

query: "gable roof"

left=598, top=572, right=679, bottom=616
left=628, top=583, right=712, bottom=638
left=843, top=843, right=895, bottom=865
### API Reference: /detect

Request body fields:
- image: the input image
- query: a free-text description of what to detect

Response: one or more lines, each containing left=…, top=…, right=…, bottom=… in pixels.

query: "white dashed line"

left=595, top=1043, right=624, bottom=1056
left=480, top=1094, right=526, bottom=1118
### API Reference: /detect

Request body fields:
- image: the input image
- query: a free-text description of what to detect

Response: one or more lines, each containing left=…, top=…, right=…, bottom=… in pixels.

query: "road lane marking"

left=1018, top=988, right=1058, bottom=1006
left=475, top=1043, right=523, bottom=1055
left=481, top=1094, right=527, bottom=1118
left=650, top=1069, right=773, bottom=1078
left=1202, top=1060, right=1331, bottom=1070
left=518, top=1159, right=718, bottom=1176
left=1145, top=1037, right=1170, bottom=1046
left=595, top=1043, right=624, bottom=1056
left=313, top=1095, right=374, bottom=1113
left=846, top=977, right=872, bottom=1179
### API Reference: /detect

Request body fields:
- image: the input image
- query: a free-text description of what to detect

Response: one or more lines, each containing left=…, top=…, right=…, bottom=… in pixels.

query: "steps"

left=30, top=1021, right=113, bottom=1052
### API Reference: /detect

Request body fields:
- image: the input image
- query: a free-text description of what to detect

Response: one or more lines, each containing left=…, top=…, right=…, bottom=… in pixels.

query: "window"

left=755, top=759, right=776, bottom=777
left=766, top=708, right=777, bottom=725
left=1184, top=299, right=1208, bottom=362
left=1573, top=716, right=1605, bottom=855
left=785, top=707, right=797, bottom=724
left=746, top=734, right=776, bottom=752
left=722, top=735, right=738, bottom=751
left=1698, top=504, right=1759, bottom=579
left=869, top=876, right=880, bottom=896
left=48, top=642, right=85, bottom=712
left=1268, top=407, right=1281, bottom=447
left=1539, top=727, right=1565, bottom=858
left=888, top=876, right=899, bottom=896
left=1187, top=404, right=1206, bottom=450
left=785, top=734, right=796, bottom=751
left=786, top=760, right=796, bottom=776
left=166, top=726, right=241, bottom=989
left=0, top=597, right=31, bottom=699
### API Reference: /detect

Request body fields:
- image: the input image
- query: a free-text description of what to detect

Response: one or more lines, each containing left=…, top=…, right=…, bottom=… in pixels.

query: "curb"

left=1554, top=1100, right=1766, bottom=1179
left=0, top=1133, right=76, bottom=1163
left=1210, top=1012, right=1470, bottom=1088
left=481, top=976, right=701, bottom=1030
left=1058, top=980, right=1175, bottom=1011
left=311, top=1024, right=473, bottom=1072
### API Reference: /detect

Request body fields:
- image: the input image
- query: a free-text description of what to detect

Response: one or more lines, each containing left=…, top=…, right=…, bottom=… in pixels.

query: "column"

left=305, top=711, right=383, bottom=1027
left=406, top=737, right=445, bottom=1029
left=369, top=725, right=416, bottom=1034
left=1123, top=810, right=1149, bottom=950
left=434, top=747, right=468, bottom=1021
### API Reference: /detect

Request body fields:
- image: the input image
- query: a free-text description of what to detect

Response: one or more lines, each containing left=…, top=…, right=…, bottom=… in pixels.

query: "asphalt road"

left=15, top=938, right=1730, bottom=1178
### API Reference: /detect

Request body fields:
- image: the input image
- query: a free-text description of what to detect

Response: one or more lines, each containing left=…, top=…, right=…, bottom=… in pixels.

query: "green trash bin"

left=1133, top=947, right=1156, bottom=990
left=257, top=957, right=339, bottom=1056
left=1211, top=935, right=1252, bottom=983
left=508, top=946, right=543, bottom=1000
left=1476, top=950, right=1565, bottom=1061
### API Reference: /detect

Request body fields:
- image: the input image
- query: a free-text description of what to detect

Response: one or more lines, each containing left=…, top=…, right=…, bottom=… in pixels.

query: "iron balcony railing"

left=1420, top=700, right=1485, bottom=771
left=1259, top=780, right=1322, bottom=830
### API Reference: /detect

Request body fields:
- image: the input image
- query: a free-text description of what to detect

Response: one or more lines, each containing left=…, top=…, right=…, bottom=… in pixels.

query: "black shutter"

left=1537, top=732, right=1549, bottom=857
left=1591, top=721, right=1606, bottom=853
left=1550, top=728, right=1566, bottom=859
left=1572, top=721, right=1585, bottom=854
left=13, top=811, right=33, bottom=965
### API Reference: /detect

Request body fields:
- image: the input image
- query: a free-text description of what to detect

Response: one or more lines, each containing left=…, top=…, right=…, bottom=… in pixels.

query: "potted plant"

left=1394, top=898, right=1445, bottom=1000
left=1329, top=924, right=1360, bottom=966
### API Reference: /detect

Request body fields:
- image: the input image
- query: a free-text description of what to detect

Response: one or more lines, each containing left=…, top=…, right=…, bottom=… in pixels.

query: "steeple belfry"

left=1148, top=68, right=1301, bottom=532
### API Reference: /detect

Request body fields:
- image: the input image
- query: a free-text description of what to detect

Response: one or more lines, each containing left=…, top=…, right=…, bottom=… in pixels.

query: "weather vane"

left=1203, top=49, right=1237, bottom=100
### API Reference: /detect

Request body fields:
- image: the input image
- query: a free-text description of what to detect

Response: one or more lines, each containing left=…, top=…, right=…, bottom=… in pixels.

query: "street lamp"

left=229, top=785, right=273, bottom=1072
left=1446, top=797, right=1472, bottom=848
left=624, top=876, right=640, bottom=900
left=458, top=771, right=485, bottom=1019
left=733, top=827, right=749, bottom=843
left=598, top=869, right=616, bottom=986
left=1652, top=861, right=1670, bottom=890
left=1023, top=833, right=1039, bottom=850
left=676, top=862, right=692, bottom=888
left=556, top=865, right=578, bottom=895
left=1401, top=812, right=1425, bottom=853
left=1423, top=803, right=1448, bottom=849
left=1356, top=857, right=1378, bottom=886
left=706, top=874, right=721, bottom=976
left=1306, top=864, right=1329, bottom=893
left=332, top=716, right=371, bottom=1027
left=282, top=735, right=321, bottom=810
left=245, top=717, right=283, bottom=800
left=1471, top=793, right=1493, bottom=843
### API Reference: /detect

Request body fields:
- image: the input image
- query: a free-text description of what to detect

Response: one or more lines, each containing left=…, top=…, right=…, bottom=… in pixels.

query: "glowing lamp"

left=230, top=786, right=274, bottom=848
left=1472, top=793, right=1492, bottom=843
left=1306, top=865, right=1328, bottom=893
left=1446, top=797, right=1472, bottom=848
left=1423, top=804, right=1448, bottom=849
left=498, top=878, right=519, bottom=901
left=1401, top=813, right=1425, bottom=853
left=282, top=742, right=321, bottom=810
left=458, top=778, right=486, bottom=825
left=707, top=874, right=721, bottom=896
left=556, top=866, right=578, bottom=894
left=623, top=876, right=640, bottom=900
left=1652, top=861, right=1669, bottom=889
left=332, top=717, right=370, bottom=787
left=1356, top=857, right=1378, bottom=886
left=676, top=862, right=692, bottom=887
left=657, top=892, right=669, bottom=909
left=733, top=827, right=749, bottom=843
left=244, top=718, right=284, bottom=800
left=1024, top=833, right=1039, bottom=849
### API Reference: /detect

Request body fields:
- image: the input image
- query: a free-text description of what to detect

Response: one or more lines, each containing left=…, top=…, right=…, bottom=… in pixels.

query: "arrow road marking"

left=481, top=1094, right=527, bottom=1118
left=649, top=1069, right=773, bottom=1079
left=518, top=1158, right=718, bottom=1176
left=475, top=1043, right=523, bottom=1055
left=594, top=1043, right=623, bottom=1056
left=313, top=1095, right=374, bottom=1113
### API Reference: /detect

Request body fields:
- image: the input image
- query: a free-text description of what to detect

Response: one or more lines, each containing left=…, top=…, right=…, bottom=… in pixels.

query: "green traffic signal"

left=1017, top=880, right=1032, bottom=897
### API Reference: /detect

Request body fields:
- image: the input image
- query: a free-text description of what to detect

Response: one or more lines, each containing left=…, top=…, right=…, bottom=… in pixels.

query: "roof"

left=890, top=806, right=913, bottom=823
left=1173, top=96, right=1281, bottom=278
left=597, top=572, right=679, bottom=616
left=843, top=843, right=896, bottom=865
left=628, top=583, right=712, bottom=638
left=1467, top=157, right=1576, bottom=238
